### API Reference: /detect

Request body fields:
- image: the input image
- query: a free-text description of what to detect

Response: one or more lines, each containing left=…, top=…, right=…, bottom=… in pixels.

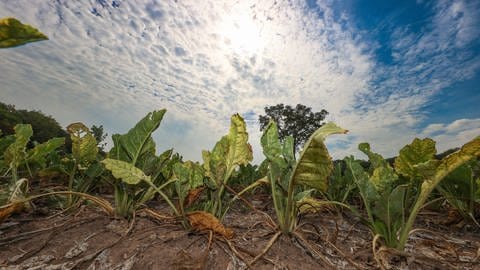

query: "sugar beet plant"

left=201, top=114, right=253, bottom=219
left=0, top=124, right=64, bottom=210
left=101, top=111, right=244, bottom=235
left=345, top=136, right=480, bottom=250
left=436, top=159, right=480, bottom=226
left=101, top=110, right=179, bottom=218
left=0, top=123, right=114, bottom=221
left=261, top=121, right=347, bottom=234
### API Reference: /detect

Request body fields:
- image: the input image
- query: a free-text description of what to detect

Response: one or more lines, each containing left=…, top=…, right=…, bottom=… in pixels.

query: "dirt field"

left=1, top=193, right=479, bottom=270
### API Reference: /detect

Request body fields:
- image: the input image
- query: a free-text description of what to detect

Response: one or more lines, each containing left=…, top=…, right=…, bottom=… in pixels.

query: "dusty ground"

left=0, top=194, right=479, bottom=270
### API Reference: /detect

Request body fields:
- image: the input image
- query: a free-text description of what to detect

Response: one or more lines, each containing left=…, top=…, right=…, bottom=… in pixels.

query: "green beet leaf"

left=260, top=121, right=288, bottom=169
left=173, top=161, right=205, bottom=206
left=0, top=135, right=15, bottom=158
left=359, top=143, right=398, bottom=192
left=4, top=124, right=32, bottom=171
left=345, top=156, right=379, bottom=222
left=439, top=163, right=477, bottom=222
left=109, top=110, right=165, bottom=165
left=0, top=17, right=48, bottom=48
left=27, top=137, right=65, bottom=167
left=101, top=158, right=151, bottom=185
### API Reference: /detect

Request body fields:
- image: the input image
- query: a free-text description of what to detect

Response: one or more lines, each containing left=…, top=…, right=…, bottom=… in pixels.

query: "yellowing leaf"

left=0, top=17, right=48, bottom=48
left=394, top=138, right=437, bottom=180
left=291, top=122, right=347, bottom=192
left=421, top=136, right=480, bottom=193
left=202, top=114, right=253, bottom=217
left=297, top=197, right=335, bottom=214
left=67, top=123, right=98, bottom=166
left=101, top=158, right=151, bottom=185
left=225, top=114, right=253, bottom=170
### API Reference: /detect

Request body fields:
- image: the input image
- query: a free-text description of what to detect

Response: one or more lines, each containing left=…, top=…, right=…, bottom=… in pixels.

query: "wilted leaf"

left=297, top=197, right=334, bottom=214
left=186, top=211, right=234, bottom=239
left=101, top=158, right=151, bottom=185
left=184, top=187, right=206, bottom=208
left=67, top=123, right=98, bottom=166
left=0, top=17, right=48, bottom=48
left=291, top=122, right=347, bottom=192
left=0, top=202, right=24, bottom=224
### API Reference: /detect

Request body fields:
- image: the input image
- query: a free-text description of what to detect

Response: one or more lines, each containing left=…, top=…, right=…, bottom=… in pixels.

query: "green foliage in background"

left=259, top=103, right=328, bottom=153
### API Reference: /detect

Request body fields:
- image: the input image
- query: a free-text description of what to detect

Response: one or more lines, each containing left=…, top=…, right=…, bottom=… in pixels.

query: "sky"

left=0, top=0, right=479, bottom=163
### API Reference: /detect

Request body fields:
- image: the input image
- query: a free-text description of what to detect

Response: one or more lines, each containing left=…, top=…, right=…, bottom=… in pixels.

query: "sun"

left=217, top=9, right=264, bottom=56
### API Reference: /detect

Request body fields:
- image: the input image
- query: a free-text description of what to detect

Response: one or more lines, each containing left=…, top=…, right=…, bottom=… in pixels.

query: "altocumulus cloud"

left=0, top=0, right=478, bottom=162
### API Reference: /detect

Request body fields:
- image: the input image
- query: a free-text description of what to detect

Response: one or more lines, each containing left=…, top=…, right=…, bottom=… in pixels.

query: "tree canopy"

left=0, top=102, right=68, bottom=145
left=258, top=103, right=328, bottom=153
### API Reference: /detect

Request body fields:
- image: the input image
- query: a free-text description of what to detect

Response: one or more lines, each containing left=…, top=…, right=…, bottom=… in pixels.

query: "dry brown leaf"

left=183, top=187, right=205, bottom=208
left=186, top=211, right=234, bottom=239
left=0, top=202, right=24, bottom=224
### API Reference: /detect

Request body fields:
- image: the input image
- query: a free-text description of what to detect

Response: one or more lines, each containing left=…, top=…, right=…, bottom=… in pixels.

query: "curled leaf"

left=0, top=202, right=24, bottom=224
left=184, top=187, right=205, bottom=208
left=292, top=122, right=348, bottom=192
left=297, top=197, right=335, bottom=214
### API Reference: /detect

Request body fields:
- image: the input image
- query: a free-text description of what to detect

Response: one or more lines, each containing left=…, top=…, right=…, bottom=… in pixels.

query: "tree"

left=259, top=103, right=328, bottom=153
left=16, top=109, right=68, bottom=143
left=0, top=102, right=68, bottom=145
left=91, top=124, right=108, bottom=153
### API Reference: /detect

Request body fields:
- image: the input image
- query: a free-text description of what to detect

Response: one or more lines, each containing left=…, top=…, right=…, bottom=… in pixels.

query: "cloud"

left=331, top=0, right=480, bottom=159
left=0, top=0, right=478, bottom=163
left=420, top=118, right=480, bottom=152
